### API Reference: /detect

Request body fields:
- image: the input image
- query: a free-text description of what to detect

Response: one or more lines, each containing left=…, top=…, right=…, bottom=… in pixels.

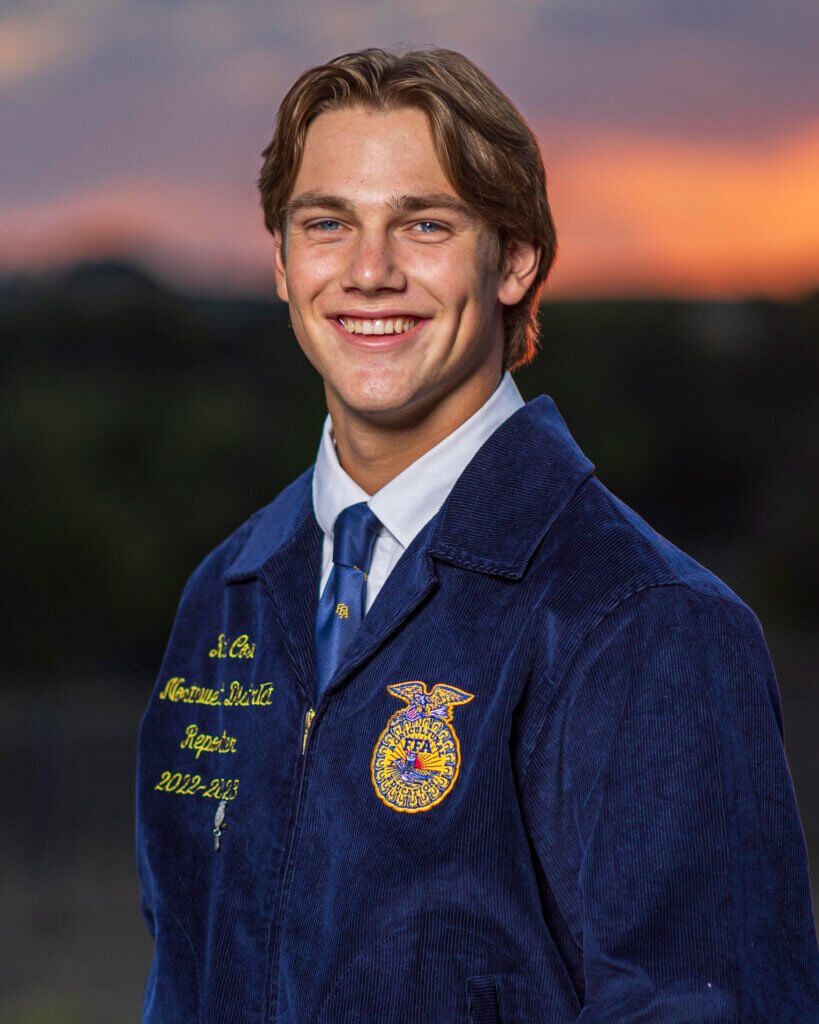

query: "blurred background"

left=2, top=1, right=817, bottom=1020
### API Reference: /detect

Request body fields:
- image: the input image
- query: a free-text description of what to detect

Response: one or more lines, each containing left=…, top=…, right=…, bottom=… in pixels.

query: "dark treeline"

left=2, top=260, right=818, bottom=684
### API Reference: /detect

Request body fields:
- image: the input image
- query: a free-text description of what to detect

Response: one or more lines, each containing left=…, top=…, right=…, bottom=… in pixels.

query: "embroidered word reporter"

left=136, top=48, right=819, bottom=1023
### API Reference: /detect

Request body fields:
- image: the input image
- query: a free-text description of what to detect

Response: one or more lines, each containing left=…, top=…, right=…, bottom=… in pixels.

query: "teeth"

left=339, top=317, right=418, bottom=335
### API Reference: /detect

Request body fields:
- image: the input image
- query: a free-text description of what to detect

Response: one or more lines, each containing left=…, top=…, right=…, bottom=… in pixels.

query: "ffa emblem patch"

left=370, top=682, right=474, bottom=813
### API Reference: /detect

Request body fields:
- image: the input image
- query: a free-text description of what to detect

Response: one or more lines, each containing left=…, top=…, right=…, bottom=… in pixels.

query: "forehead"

left=292, top=105, right=457, bottom=205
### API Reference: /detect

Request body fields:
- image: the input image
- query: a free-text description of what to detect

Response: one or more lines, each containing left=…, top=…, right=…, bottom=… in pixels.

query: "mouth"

left=334, top=315, right=425, bottom=336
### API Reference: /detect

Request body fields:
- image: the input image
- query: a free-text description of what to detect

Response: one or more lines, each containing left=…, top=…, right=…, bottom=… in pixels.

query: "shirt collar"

left=311, top=371, right=524, bottom=548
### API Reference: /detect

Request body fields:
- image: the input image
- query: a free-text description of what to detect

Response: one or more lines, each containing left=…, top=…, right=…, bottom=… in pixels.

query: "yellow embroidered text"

left=224, top=680, right=274, bottom=707
left=154, top=771, right=239, bottom=801
left=159, top=677, right=222, bottom=706
left=208, top=634, right=256, bottom=659
left=158, top=677, right=274, bottom=708
left=180, top=723, right=238, bottom=759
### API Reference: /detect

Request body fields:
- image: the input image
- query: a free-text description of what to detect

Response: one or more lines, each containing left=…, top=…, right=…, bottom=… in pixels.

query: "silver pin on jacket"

left=213, top=800, right=227, bottom=851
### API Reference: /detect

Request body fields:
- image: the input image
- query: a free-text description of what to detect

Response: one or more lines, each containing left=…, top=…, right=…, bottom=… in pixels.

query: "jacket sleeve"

left=519, top=584, right=819, bottom=1023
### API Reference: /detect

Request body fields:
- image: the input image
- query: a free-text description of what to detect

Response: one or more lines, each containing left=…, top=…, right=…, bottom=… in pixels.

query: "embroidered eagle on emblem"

left=387, top=681, right=474, bottom=724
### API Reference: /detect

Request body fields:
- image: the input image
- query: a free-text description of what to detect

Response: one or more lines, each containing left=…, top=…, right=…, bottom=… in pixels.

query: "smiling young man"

left=136, top=48, right=819, bottom=1024
left=273, top=101, right=539, bottom=494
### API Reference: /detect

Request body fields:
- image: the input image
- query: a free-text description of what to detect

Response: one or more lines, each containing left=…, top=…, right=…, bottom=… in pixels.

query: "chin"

left=343, top=390, right=416, bottom=419
left=333, top=376, right=432, bottom=422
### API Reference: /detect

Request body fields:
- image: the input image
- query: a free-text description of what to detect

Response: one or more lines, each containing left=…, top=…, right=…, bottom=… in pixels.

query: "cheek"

left=408, top=248, right=485, bottom=310
left=285, top=245, right=340, bottom=303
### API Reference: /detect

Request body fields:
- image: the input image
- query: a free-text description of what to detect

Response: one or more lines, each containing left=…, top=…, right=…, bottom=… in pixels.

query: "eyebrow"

left=392, top=193, right=474, bottom=218
left=283, top=191, right=475, bottom=222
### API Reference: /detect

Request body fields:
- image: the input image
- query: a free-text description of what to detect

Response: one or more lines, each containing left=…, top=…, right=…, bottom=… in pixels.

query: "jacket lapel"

left=257, top=505, right=322, bottom=702
left=223, top=470, right=322, bottom=703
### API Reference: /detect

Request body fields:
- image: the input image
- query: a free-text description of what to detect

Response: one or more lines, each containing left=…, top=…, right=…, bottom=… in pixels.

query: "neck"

left=327, top=368, right=504, bottom=495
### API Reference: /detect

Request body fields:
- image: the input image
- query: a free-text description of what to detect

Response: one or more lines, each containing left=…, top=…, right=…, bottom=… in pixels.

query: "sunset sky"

left=3, top=0, right=818, bottom=299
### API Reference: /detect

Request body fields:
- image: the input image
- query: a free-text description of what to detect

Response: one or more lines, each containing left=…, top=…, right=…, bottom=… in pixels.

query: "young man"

left=136, top=48, right=818, bottom=1023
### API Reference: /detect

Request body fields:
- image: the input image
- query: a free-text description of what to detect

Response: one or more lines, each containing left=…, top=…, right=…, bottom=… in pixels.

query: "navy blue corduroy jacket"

left=136, top=396, right=819, bottom=1023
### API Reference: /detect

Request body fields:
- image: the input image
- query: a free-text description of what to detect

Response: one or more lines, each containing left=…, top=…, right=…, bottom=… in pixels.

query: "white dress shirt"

left=311, top=371, right=525, bottom=612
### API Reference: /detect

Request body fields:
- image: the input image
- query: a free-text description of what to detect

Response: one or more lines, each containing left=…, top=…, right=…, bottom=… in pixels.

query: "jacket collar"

left=223, top=469, right=316, bottom=583
left=427, top=395, right=594, bottom=578
left=223, top=395, right=594, bottom=584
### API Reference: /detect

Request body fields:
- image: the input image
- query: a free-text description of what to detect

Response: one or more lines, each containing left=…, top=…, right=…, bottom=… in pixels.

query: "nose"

left=340, top=228, right=407, bottom=294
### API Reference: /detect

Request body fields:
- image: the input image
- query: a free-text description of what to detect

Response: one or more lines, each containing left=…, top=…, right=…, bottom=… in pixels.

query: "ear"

left=497, top=237, right=541, bottom=306
left=273, top=226, right=289, bottom=303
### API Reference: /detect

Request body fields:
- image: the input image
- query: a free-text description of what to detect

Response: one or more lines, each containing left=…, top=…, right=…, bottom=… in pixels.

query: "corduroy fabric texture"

left=136, top=396, right=819, bottom=1024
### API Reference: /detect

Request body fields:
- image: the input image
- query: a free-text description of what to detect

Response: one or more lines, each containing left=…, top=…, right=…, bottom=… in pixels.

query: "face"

left=274, top=105, right=536, bottom=431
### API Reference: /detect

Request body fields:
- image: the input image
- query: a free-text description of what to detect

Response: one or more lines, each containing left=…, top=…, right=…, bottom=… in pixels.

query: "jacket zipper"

left=302, top=706, right=315, bottom=755
left=266, top=703, right=318, bottom=1019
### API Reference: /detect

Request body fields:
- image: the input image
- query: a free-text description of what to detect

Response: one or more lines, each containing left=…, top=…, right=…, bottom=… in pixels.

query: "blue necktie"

left=315, top=502, right=381, bottom=702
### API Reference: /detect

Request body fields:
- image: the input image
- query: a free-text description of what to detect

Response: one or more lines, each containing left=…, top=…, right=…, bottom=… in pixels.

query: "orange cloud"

left=542, top=123, right=819, bottom=298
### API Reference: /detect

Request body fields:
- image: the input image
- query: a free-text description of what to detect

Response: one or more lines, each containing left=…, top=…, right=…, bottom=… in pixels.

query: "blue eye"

left=313, top=219, right=342, bottom=231
left=414, top=221, right=442, bottom=233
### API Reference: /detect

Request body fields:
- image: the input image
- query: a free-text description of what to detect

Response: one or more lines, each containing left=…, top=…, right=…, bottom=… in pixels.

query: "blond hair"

left=258, top=47, right=556, bottom=369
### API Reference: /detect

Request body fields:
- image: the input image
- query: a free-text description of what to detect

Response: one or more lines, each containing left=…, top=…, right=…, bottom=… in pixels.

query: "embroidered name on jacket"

left=371, top=682, right=474, bottom=813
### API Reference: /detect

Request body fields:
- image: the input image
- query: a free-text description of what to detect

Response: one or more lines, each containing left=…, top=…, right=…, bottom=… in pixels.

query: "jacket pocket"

left=466, top=974, right=502, bottom=1024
